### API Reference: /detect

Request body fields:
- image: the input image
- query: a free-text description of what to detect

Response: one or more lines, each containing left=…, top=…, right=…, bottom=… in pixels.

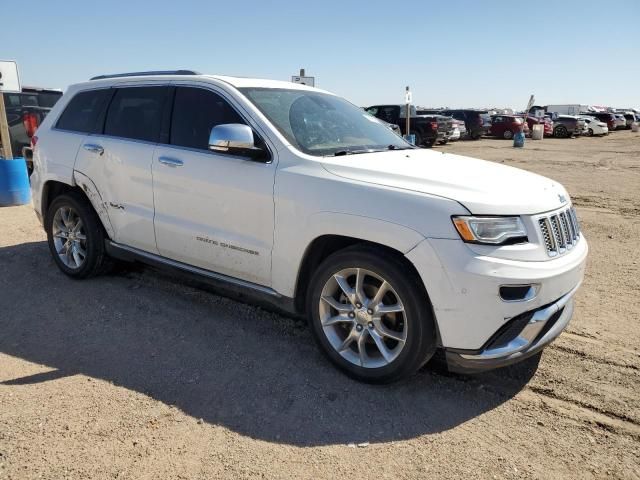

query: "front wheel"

left=45, top=192, right=111, bottom=279
left=307, top=246, right=437, bottom=383
left=587, top=128, right=594, bottom=137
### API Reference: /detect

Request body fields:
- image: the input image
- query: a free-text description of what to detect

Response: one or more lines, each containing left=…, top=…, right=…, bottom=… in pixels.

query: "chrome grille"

left=538, top=207, right=581, bottom=257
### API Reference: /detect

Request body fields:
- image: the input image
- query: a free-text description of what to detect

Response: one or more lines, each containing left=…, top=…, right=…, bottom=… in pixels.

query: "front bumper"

left=406, top=235, right=588, bottom=357
left=444, top=283, right=578, bottom=373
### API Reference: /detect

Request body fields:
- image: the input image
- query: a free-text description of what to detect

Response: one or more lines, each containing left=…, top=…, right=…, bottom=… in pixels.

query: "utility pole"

left=405, top=86, right=412, bottom=143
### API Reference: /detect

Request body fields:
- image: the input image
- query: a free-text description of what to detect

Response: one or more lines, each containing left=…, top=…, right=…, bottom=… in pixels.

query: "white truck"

left=29, top=71, right=588, bottom=383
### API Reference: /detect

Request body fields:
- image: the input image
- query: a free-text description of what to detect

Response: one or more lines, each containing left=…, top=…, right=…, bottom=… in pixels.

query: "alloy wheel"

left=52, top=206, right=87, bottom=269
left=318, top=268, right=408, bottom=368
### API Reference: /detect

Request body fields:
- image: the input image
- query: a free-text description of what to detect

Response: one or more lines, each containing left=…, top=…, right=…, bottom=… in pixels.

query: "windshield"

left=240, top=88, right=411, bottom=156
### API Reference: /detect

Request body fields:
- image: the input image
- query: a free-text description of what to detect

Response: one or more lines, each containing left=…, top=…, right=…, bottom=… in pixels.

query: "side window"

left=56, top=89, right=110, bottom=133
left=170, top=87, right=245, bottom=150
left=104, top=87, right=167, bottom=142
left=379, top=107, right=396, bottom=123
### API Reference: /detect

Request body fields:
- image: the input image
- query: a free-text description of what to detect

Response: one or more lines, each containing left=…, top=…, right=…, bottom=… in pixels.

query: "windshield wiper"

left=331, top=149, right=375, bottom=156
left=388, top=144, right=415, bottom=150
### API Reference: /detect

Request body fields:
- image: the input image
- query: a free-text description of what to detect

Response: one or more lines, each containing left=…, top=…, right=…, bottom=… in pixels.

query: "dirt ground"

left=1, top=131, right=639, bottom=479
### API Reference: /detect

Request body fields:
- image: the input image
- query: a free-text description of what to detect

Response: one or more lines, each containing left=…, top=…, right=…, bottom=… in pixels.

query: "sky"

left=2, top=0, right=639, bottom=109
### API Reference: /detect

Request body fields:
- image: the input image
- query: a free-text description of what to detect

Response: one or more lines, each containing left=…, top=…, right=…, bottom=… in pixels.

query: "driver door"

left=151, top=85, right=276, bottom=286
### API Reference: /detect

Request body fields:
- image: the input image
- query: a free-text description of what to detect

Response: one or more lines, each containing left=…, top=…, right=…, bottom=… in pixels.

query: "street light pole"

left=405, top=86, right=411, bottom=142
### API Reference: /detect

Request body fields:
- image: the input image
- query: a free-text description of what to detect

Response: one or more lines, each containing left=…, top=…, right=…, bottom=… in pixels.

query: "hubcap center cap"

left=355, top=308, right=370, bottom=324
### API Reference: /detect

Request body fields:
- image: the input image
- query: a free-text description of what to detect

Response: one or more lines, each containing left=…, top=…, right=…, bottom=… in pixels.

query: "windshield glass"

left=240, top=88, right=411, bottom=156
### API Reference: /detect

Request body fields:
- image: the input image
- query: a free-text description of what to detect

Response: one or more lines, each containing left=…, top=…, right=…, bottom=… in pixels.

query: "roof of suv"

left=85, top=71, right=327, bottom=93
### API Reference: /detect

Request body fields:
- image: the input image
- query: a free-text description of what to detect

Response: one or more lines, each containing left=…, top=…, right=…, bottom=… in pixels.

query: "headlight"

left=452, top=216, right=527, bottom=245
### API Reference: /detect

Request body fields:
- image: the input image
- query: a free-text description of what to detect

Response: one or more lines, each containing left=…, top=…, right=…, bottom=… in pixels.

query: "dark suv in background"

left=2, top=87, right=62, bottom=172
left=419, top=108, right=491, bottom=139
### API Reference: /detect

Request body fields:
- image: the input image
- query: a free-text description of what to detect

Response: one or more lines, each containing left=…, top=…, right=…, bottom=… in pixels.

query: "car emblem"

left=558, top=194, right=567, bottom=204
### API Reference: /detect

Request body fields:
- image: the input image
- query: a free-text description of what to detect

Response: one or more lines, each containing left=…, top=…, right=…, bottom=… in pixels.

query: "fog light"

left=499, top=284, right=538, bottom=302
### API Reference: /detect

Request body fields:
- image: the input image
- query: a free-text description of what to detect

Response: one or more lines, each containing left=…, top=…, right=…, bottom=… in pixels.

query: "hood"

left=321, top=149, right=569, bottom=215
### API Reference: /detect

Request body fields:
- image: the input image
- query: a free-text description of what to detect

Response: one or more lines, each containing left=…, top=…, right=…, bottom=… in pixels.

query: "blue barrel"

left=0, top=157, right=31, bottom=206
left=513, top=131, right=525, bottom=148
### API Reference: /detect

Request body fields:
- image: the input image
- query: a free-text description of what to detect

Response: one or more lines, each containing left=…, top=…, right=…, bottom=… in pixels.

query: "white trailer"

left=545, top=104, right=587, bottom=115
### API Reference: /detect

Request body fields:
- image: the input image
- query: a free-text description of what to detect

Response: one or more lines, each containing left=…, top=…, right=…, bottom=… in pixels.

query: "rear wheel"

left=554, top=125, right=569, bottom=138
left=409, top=130, right=422, bottom=147
left=503, top=129, right=514, bottom=140
left=45, top=192, right=111, bottom=279
left=307, top=246, right=437, bottom=383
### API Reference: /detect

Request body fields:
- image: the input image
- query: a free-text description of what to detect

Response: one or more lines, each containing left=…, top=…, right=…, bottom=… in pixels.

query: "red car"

left=527, top=116, right=553, bottom=136
left=489, top=114, right=529, bottom=139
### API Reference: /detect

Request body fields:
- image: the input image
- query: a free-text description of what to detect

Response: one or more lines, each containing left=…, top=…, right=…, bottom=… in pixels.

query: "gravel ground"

left=1, top=131, right=639, bottom=479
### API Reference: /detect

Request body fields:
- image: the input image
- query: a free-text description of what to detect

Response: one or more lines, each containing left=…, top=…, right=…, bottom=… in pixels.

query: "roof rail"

left=90, top=70, right=201, bottom=81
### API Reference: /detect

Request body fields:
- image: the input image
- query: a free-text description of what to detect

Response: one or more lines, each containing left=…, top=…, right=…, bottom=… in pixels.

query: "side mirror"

left=208, top=124, right=268, bottom=161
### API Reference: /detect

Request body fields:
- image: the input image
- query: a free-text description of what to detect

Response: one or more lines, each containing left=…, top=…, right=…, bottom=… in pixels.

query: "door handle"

left=83, top=143, right=104, bottom=155
left=158, top=156, right=184, bottom=167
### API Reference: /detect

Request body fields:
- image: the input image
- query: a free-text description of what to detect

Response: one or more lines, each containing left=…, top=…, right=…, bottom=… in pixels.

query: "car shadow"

left=0, top=241, right=540, bottom=447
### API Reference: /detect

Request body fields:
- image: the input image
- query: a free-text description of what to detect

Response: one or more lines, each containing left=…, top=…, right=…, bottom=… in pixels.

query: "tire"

left=45, top=192, right=111, bottom=279
left=587, top=128, right=593, bottom=137
left=409, top=130, right=422, bottom=147
left=306, top=245, right=437, bottom=383
left=554, top=125, right=568, bottom=138
left=503, top=129, right=514, bottom=140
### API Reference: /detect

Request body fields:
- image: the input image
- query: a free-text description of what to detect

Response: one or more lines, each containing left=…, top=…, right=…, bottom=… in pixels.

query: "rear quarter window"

left=56, top=89, right=111, bottom=133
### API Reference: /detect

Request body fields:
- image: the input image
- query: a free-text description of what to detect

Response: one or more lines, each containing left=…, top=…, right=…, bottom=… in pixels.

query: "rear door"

left=74, top=85, right=169, bottom=254
left=151, top=84, right=276, bottom=286
left=490, top=116, right=503, bottom=136
left=43, top=88, right=112, bottom=185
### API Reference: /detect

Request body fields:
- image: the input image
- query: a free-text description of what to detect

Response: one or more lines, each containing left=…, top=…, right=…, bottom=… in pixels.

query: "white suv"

left=30, top=71, right=588, bottom=383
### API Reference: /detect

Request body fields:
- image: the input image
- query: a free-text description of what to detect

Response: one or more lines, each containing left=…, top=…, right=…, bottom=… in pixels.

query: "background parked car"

left=579, top=116, right=609, bottom=136
left=618, top=111, right=637, bottom=129
left=433, top=115, right=455, bottom=144
left=419, top=109, right=491, bottom=140
left=583, top=112, right=617, bottom=131
left=552, top=115, right=585, bottom=138
left=489, top=114, right=529, bottom=139
left=447, top=119, right=466, bottom=142
left=613, top=114, right=627, bottom=130
left=2, top=86, right=62, bottom=171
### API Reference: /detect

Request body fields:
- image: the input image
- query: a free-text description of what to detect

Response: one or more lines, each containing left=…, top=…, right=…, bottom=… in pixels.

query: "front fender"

left=271, top=211, right=425, bottom=297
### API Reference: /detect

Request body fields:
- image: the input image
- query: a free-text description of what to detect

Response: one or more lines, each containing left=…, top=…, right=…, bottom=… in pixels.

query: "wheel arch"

left=292, top=234, right=428, bottom=315
left=42, top=176, right=114, bottom=239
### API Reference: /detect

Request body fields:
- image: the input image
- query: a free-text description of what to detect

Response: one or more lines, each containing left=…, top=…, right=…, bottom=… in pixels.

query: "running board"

left=105, top=241, right=298, bottom=315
